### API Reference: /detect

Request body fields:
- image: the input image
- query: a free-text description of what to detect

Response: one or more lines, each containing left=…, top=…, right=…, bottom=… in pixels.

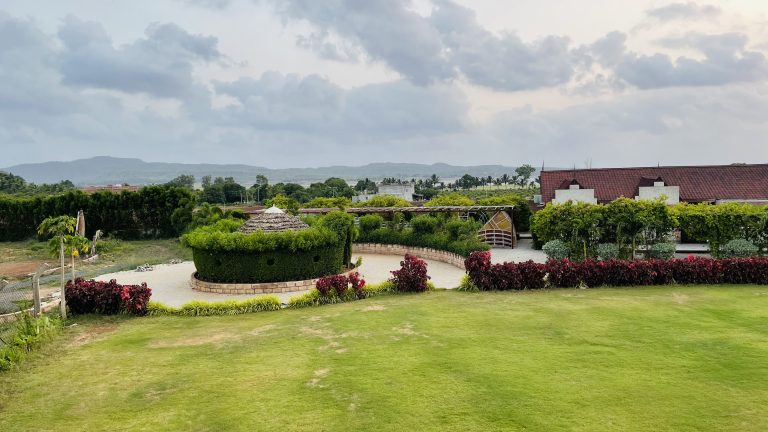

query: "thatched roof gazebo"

left=237, top=206, right=309, bottom=234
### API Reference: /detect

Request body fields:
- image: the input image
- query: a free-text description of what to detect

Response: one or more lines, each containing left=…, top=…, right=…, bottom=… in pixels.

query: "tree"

left=201, top=175, right=212, bottom=189
left=251, top=174, right=269, bottom=202
left=165, top=174, right=195, bottom=190
left=38, top=216, right=76, bottom=319
left=514, top=164, right=536, bottom=186
left=264, top=194, right=300, bottom=215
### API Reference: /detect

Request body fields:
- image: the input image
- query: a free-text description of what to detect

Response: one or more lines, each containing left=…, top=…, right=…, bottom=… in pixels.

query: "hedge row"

left=531, top=199, right=768, bottom=257
left=465, top=251, right=768, bottom=290
left=357, top=214, right=489, bottom=257
left=65, top=278, right=152, bottom=315
left=147, top=297, right=281, bottom=316
left=0, top=186, right=194, bottom=241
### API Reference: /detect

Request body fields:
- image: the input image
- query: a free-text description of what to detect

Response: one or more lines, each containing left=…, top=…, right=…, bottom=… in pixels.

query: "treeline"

left=0, top=186, right=194, bottom=241
left=0, top=171, right=76, bottom=196
left=188, top=175, right=356, bottom=205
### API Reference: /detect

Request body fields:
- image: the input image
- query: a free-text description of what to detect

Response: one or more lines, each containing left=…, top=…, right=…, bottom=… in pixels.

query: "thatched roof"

left=238, top=211, right=309, bottom=234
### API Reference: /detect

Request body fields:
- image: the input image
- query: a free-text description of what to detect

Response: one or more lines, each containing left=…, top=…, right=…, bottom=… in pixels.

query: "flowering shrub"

left=65, top=278, right=152, bottom=316
left=390, top=254, right=430, bottom=292
left=464, top=251, right=768, bottom=290
left=315, top=272, right=366, bottom=299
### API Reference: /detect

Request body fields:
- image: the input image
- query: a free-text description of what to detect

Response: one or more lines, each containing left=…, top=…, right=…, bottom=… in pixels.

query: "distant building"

left=540, top=164, right=768, bottom=205
left=79, top=184, right=140, bottom=194
left=352, top=183, right=416, bottom=203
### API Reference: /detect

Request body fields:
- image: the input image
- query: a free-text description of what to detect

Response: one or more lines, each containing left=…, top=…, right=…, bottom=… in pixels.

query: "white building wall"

left=352, top=184, right=415, bottom=203
left=552, top=187, right=597, bottom=204
left=636, top=184, right=680, bottom=205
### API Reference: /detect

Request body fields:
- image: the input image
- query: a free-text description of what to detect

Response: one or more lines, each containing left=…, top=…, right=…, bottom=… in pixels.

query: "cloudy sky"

left=2, top=0, right=767, bottom=168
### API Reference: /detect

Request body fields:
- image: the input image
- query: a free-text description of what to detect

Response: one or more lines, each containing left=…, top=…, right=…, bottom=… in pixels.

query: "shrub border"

left=354, top=243, right=465, bottom=269
left=190, top=267, right=360, bottom=294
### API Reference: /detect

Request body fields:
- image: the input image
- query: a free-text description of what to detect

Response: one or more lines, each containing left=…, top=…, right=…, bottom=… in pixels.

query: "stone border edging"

left=190, top=268, right=359, bottom=295
left=353, top=243, right=466, bottom=269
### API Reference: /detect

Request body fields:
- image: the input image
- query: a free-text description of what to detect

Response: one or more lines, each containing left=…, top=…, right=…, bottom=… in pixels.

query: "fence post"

left=32, top=264, right=47, bottom=317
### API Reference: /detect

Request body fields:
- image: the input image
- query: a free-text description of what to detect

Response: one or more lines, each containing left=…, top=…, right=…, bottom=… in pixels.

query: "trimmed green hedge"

left=147, top=297, right=281, bottom=316
left=182, top=211, right=355, bottom=283
left=357, top=214, right=489, bottom=257
left=192, top=243, right=344, bottom=283
left=0, top=186, right=194, bottom=241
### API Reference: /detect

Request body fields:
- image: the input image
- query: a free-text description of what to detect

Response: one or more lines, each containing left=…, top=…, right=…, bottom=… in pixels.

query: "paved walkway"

left=490, top=239, right=548, bottom=264
left=96, top=253, right=468, bottom=307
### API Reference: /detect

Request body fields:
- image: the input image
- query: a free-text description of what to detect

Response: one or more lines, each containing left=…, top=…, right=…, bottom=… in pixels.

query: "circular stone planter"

left=190, top=267, right=359, bottom=295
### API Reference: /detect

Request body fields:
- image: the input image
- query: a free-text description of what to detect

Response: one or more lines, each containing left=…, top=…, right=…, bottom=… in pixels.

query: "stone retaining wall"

left=190, top=268, right=359, bottom=295
left=353, top=243, right=466, bottom=269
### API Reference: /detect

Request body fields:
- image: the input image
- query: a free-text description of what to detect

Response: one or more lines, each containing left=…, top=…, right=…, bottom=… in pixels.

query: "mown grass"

left=1, top=286, right=767, bottom=431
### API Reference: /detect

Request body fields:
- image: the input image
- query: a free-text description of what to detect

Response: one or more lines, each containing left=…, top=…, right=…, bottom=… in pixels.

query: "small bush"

left=66, top=278, right=152, bottom=316
left=288, top=280, right=393, bottom=308
left=649, top=242, right=677, bottom=260
left=316, top=272, right=366, bottom=299
left=147, top=297, right=281, bottom=316
left=720, top=239, right=760, bottom=258
left=390, top=254, right=430, bottom=292
left=0, top=311, right=61, bottom=371
left=410, top=215, right=439, bottom=235
left=457, top=274, right=479, bottom=292
left=542, top=240, right=569, bottom=260
left=597, top=243, right=619, bottom=260
left=358, top=214, right=384, bottom=234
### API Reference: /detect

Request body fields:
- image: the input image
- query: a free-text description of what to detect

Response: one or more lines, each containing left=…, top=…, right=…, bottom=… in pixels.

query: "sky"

left=1, top=0, right=767, bottom=169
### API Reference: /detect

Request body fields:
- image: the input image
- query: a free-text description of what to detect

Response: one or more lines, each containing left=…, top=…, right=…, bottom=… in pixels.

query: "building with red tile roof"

left=540, top=164, right=768, bottom=205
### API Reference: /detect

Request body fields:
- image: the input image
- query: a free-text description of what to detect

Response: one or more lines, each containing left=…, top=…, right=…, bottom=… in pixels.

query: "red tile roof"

left=540, top=164, right=768, bottom=204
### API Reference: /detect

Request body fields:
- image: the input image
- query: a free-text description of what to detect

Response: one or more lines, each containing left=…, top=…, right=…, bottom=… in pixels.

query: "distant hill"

left=3, top=157, right=532, bottom=186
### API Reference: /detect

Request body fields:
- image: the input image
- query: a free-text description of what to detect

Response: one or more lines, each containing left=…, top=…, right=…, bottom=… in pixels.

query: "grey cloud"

left=273, top=0, right=454, bottom=85
left=213, top=72, right=468, bottom=137
left=616, top=33, right=767, bottom=89
left=646, top=2, right=721, bottom=21
left=296, top=31, right=360, bottom=62
left=57, top=17, right=221, bottom=98
left=179, top=0, right=233, bottom=10
left=271, top=0, right=575, bottom=91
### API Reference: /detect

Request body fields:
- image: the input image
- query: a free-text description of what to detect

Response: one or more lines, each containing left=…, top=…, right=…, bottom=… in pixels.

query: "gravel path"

left=96, top=253, right=467, bottom=307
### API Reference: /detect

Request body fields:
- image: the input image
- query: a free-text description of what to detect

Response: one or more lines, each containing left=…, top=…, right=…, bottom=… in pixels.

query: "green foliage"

left=147, top=297, right=281, bottom=316
left=457, top=274, right=479, bottom=292
left=477, top=194, right=533, bottom=232
left=183, top=212, right=354, bottom=283
left=672, top=203, right=767, bottom=257
left=649, top=242, right=677, bottom=260
left=359, top=214, right=384, bottom=235
left=531, top=199, right=679, bottom=258
left=303, top=197, right=352, bottom=209
left=720, top=239, right=760, bottom=258
left=287, top=281, right=396, bottom=308
left=358, top=195, right=412, bottom=208
left=597, top=243, right=619, bottom=260
left=424, top=193, right=475, bottom=207
left=410, top=215, right=439, bottom=235
left=0, top=171, right=76, bottom=197
left=0, top=311, right=61, bottom=371
left=165, top=174, right=195, bottom=190
left=358, top=215, right=488, bottom=257
left=0, top=186, right=194, bottom=241
left=264, top=194, right=300, bottom=215
left=542, top=240, right=570, bottom=260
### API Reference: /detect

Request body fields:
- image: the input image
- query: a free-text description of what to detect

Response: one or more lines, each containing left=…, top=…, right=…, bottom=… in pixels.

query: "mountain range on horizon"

left=3, top=157, right=536, bottom=186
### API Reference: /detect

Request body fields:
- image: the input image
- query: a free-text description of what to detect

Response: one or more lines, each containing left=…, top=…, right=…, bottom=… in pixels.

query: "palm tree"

left=38, top=216, right=76, bottom=319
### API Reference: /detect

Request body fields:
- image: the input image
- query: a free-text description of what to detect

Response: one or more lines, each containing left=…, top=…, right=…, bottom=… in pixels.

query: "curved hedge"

left=182, top=212, right=355, bottom=283
left=191, top=243, right=344, bottom=283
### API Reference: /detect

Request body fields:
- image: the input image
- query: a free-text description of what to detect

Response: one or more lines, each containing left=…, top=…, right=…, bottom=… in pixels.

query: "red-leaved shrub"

left=390, top=254, right=430, bottom=292
left=316, top=272, right=366, bottom=298
left=464, top=251, right=768, bottom=290
left=65, top=278, right=152, bottom=316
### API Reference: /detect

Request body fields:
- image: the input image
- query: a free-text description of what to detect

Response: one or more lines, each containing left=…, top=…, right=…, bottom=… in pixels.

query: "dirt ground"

left=0, top=260, right=57, bottom=280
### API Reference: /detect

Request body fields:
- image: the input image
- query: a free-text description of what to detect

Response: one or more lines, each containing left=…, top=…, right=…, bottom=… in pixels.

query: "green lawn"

left=1, top=286, right=767, bottom=431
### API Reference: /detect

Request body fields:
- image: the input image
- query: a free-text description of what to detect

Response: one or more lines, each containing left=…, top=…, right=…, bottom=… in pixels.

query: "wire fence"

left=0, top=278, right=34, bottom=315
